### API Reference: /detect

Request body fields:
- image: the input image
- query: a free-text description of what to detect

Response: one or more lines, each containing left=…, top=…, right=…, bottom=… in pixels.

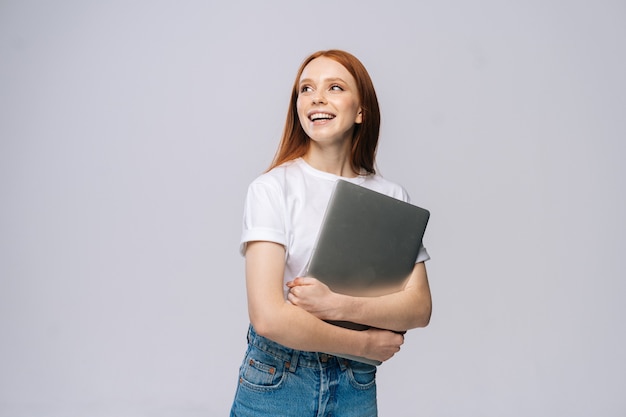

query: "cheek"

left=295, top=99, right=307, bottom=121
left=296, top=103, right=308, bottom=128
left=338, top=97, right=360, bottom=114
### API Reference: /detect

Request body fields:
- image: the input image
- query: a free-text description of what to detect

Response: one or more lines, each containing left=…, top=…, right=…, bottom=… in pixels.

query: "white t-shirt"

left=240, top=158, right=430, bottom=297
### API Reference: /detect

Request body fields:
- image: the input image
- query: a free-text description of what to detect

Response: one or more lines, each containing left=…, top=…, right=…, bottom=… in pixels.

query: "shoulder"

left=248, top=160, right=297, bottom=190
left=246, top=159, right=312, bottom=204
left=247, top=158, right=314, bottom=193
left=242, top=163, right=300, bottom=222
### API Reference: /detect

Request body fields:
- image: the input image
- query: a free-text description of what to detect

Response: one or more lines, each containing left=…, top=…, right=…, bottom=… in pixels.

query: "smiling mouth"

left=309, top=112, right=335, bottom=122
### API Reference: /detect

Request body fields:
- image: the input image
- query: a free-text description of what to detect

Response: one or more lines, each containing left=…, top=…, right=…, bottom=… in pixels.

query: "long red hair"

left=268, top=50, right=381, bottom=174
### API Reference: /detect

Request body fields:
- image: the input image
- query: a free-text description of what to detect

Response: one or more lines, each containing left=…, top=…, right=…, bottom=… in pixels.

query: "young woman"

left=230, top=50, right=432, bottom=417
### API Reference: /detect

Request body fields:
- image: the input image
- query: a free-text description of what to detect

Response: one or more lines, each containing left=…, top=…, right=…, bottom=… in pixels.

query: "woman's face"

left=296, top=57, right=362, bottom=147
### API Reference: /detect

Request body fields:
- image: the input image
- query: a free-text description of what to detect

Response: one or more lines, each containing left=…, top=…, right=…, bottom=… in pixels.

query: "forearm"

left=251, top=300, right=368, bottom=356
left=336, top=290, right=431, bottom=332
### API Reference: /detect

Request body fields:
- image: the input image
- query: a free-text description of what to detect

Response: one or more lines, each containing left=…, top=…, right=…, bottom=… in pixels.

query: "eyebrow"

left=299, top=77, right=348, bottom=85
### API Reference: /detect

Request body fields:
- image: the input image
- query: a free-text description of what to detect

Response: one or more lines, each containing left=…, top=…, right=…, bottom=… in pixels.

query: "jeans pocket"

left=346, top=360, right=377, bottom=389
left=239, top=347, right=286, bottom=392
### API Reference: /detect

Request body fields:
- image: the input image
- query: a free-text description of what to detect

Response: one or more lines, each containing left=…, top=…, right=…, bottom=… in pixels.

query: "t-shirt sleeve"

left=239, top=180, right=287, bottom=256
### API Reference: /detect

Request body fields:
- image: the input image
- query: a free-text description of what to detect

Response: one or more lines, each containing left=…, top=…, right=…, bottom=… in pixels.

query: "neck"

left=303, top=142, right=357, bottom=177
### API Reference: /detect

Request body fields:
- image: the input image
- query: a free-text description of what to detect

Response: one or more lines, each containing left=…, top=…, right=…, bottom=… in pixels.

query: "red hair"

left=268, top=50, right=381, bottom=174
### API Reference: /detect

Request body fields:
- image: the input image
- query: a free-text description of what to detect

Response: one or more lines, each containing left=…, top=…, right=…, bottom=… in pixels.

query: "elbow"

left=408, top=301, right=432, bottom=329
left=407, top=313, right=430, bottom=330
left=415, top=291, right=432, bottom=328
left=421, top=302, right=433, bottom=327
left=419, top=299, right=433, bottom=327
left=249, top=313, right=273, bottom=339
left=417, top=309, right=432, bottom=328
left=249, top=307, right=284, bottom=341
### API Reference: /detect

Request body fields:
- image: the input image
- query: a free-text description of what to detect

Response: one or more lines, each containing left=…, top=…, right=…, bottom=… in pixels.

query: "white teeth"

left=310, top=112, right=334, bottom=121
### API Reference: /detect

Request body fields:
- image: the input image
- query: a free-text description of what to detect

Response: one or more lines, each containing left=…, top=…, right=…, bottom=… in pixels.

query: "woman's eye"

left=300, top=85, right=313, bottom=93
left=330, top=84, right=344, bottom=91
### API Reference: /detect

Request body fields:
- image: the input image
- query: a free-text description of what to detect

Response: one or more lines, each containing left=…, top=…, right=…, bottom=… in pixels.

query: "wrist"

left=332, top=292, right=354, bottom=322
left=350, top=328, right=368, bottom=357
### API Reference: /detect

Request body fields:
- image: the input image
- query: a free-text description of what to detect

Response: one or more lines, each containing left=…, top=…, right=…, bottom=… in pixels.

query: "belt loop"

left=288, top=350, right=299, bottom=372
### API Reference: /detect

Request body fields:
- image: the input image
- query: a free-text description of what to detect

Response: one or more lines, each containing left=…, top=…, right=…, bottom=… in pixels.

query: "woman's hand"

left=286, top=277, right=344, bottom=321
left=361, top=328, right=405, bottom=362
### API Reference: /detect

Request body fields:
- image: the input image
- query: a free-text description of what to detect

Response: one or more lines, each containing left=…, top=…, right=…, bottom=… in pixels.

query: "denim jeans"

left=230, top=325, right=378, bottom=417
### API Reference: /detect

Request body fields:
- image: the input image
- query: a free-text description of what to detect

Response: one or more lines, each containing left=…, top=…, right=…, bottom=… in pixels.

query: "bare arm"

left=287, top=262, right=432, bottom=332
left=245, top=240, right=404, bottom=362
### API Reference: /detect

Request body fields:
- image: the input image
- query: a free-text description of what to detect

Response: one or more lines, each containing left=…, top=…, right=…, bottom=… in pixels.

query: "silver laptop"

left=304, top=179, right=430, bottom=365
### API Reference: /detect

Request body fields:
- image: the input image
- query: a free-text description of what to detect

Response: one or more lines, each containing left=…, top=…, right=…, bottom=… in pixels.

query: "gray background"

left=1, top=1, right=625, bottom=416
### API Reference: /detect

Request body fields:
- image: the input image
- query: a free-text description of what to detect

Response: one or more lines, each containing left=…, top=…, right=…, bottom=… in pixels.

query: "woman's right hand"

left=361, top=328, right=405, bottom=362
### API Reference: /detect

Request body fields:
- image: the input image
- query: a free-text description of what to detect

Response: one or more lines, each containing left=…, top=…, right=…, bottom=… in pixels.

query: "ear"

left=355, top=107, right=363, bottom=124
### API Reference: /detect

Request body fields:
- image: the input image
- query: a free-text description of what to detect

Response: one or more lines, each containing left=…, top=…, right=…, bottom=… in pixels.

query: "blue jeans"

left=230, top=326, right=378, bottom=417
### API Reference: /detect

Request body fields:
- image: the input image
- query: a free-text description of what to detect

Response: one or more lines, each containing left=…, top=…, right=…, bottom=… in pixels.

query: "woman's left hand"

left=286, top=277, right=343, bottom=320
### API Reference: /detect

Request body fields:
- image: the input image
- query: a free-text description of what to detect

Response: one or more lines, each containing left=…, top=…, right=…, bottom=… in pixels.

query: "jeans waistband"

left=247, top=325, right=349, bottom=371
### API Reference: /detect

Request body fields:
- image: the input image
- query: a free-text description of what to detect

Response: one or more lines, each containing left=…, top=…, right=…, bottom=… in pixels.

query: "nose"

left=312, top=91, right=326, bottom=104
